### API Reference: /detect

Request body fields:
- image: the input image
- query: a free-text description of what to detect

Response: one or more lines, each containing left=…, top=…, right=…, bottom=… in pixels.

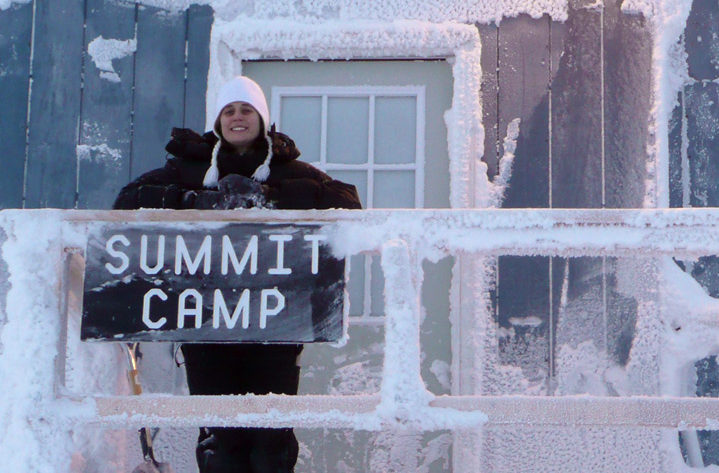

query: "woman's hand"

left=218, top=174, right=264, bottom=195
left=181, top=174, right=271, bottom=209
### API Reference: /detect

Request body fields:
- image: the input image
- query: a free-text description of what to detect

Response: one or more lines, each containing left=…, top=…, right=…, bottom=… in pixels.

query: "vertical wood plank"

left=499, top=14, right=550, bottom=209
left=603, top=3, right=650, bottom=368
left=478, top=23, right=498, bottom=178
left=548, top=18, right=567, bottom=386
left=24, top=0, right=84, bottom=208
left=496, top=14, right=552, bottom=391
left=685, top=0, right=719, bottom=81
left=184, top=4, right=213, bottom=133
left=687, top=82, right=719, bottom=207
left=497, top=255, right=551, bottom=386
left=550, top=0, right=605, bottom=390
left=551, top=0, right=602, bottom=209
left=685, top=81, right=719, bottom=297
left=477, top=22, right=502, bottom=396
left=77, top=0, right=135, bottom=209
left=668, top=91, right=683, bottom=208
left=0, top=2, right=33, bottom=208
left=603, top=2, right=651, bottom=209
left=130, top=5, right=186, bottom=179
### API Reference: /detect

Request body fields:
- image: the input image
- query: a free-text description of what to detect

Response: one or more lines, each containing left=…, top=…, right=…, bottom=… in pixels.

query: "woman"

left=114, top=76, right=361, bottom=472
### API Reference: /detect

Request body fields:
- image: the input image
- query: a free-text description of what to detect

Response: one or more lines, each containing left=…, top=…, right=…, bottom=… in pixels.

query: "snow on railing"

left=60, top=208, right=719, bottom=426
left=3, top=208, right=719, bottom=469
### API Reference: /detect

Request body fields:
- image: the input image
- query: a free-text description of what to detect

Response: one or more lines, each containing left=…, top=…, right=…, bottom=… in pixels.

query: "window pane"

left=327, top=97, right=369, bottom=164
left=373, top=171, right=415, bottom=208
left=375, top=96, right=417, bottom=164
left=328, top=170, right=367, bottom=209
left=280, top=96, right=322, bottom=162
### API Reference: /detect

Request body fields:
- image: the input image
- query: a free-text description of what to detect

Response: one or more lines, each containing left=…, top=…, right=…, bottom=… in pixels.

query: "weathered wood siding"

left=669, top=0, right=719, bottom=465
left=481, top=0, right=652, bottom=395
left=0, top=1, right=212, bottom=210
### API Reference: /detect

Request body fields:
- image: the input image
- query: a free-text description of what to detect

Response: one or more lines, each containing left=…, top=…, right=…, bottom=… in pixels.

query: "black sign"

left=81, top=223, right=345, bottom=343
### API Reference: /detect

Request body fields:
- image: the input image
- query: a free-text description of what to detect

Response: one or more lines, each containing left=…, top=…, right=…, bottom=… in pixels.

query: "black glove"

left=218, top=174, right=264, bottom=195
left=181, top=190, right=224, bottom=209
left=165, top=127, right=216, bottom=161
left=180, top=175, right=271, bottom=210
left=217, top=174, right=270, bottom=209
left=126, top=184, right=183, bottom=209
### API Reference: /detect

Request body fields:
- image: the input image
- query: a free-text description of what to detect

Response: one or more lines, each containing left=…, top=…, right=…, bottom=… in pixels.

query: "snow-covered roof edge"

left=207, top=18, right=483, bottom=209
left=116, top=0, right=570, bottom=24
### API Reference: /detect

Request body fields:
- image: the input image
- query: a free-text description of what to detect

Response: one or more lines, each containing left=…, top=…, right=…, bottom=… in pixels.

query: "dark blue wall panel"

left=0, top=2, right=32, bottom=209
left=669, top=92, right=684, bottom=209
left=478, top=23, right=498, bottom=178
left=184, top=4, right=213, bottom=132
left=500, top=14, right=550, bottom=210
left=24, top=0, right=84, bottom=208
left=549, top=2, right=603, bottom=385
left=130, top=6, right=186, bottom=180
left=604, top=0, right=651, bottom=209
left=496, top=14, right=552, bottom=388
left=551, top=4, right=602, bottom=209
left=685, top=0, right=719, bottom=80
left=77, top=0, right=136, bottom=209
left=687, top=81, right=719, bottom=208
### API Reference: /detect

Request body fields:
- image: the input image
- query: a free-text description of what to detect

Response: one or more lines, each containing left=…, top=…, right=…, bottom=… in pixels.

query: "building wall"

left=1, top=0, right=717, bottom=471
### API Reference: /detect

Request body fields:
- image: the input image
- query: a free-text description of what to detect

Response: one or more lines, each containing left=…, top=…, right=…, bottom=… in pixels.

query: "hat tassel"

left=251, top=133, right=273, bottom=182
left=203, top=139, right=221, bottom=188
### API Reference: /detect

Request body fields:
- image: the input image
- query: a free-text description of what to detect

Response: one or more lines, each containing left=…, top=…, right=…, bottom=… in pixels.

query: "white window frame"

left=270, top=86, right=426, bottom=209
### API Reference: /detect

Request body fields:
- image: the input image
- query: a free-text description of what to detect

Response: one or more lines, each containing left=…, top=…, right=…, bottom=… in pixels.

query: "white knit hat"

left=203, top=76, right=272, bottom=187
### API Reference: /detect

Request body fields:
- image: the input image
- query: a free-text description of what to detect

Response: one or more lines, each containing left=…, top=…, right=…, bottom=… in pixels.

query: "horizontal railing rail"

left=57, top=394, right=719, bottom=430
left=5, top=207, right=719, bottom=256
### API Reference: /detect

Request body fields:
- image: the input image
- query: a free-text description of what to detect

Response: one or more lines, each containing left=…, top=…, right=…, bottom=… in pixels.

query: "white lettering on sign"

left=260, top=288, right=285, bottom=329
left=142, top=288, right=168, bottom=329
left=138, top=287, right=288, bottom=330
left=221, top=234, right=258, bottom=275
left=303, top=234, right=326, bottom=274
left=212, top=288, right=250, bottom=329
left=268, top=234, right=292, bottom=275
left=175, top=235, right=212, bottom=275
left=177, top=288, right=203, bottom=329
left=105, top=234, right=130, bottom=274
left=140, top=234, right=165, bottom=274
left=103, top=232, right=329, bottom=276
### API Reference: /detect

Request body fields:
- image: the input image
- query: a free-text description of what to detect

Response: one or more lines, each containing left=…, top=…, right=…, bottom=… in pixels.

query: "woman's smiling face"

left=219, top=101, right=262, bottom=151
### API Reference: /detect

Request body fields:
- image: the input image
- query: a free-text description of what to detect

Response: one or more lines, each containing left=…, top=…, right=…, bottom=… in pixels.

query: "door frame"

left=206, top=21, right=487, bottom=470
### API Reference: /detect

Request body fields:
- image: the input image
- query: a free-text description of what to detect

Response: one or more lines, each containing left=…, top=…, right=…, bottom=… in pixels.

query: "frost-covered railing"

left=4, top=208, right=719, bottom=435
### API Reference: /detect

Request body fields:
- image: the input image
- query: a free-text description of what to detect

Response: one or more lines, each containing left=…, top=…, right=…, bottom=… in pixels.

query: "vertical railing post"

left=378, top=239, right=432, bottom=417
left=377, top=238, right=429, bottom=472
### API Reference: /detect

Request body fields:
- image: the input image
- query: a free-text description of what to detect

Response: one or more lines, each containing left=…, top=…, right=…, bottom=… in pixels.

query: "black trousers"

left=181, top=344, right=302, bottom=473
